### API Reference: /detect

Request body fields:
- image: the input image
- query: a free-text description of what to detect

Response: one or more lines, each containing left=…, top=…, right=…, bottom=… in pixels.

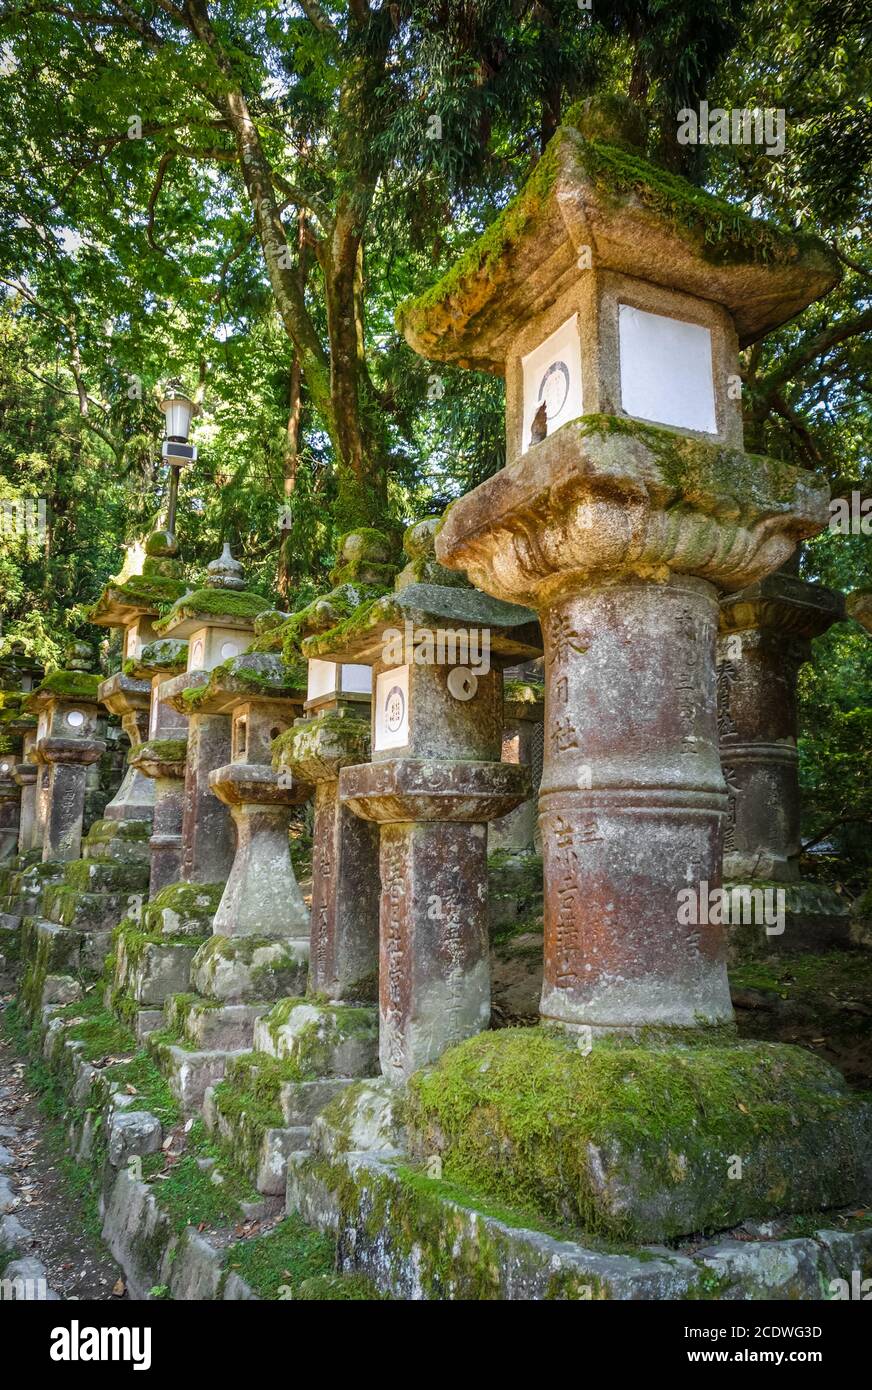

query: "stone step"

left=163, top=995, right=269, bottom=1050
left=281, top=1077, right=357, bottom=1126
left=253, top=999, right=379, bottom=1079
left=40, top=884, right=135, bottom=931
left=206, top=1085, right=311, bottom=1195
left=61, top=858, right=149, bottom=894
left=147, top=1032, right=250, bottom=1113
left=112, top=925, right=208, bottom=1007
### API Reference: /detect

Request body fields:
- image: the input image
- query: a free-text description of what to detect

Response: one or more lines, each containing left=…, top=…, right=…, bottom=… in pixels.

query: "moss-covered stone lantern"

left=386, top=102, right=872, bottom=1240
left=308, top=518, right=541, bottom=1083
left=27, top=646, right=105, bottom=863
left=155, top=545, right=268, bottom=885
left=403, top=105, right=836, bottom=1037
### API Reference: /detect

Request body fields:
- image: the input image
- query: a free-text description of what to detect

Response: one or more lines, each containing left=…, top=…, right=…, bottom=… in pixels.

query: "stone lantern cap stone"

left=87, top=570, right=188, bottom=628
left=397, top=116, right=840, bottom=366
left=155, top=586, right=269, bottom=638
left=181, top=652, right=306, bottom=716
left=273, top=706, right=371, bottom=784
left=97, top=670, right=152, bottom=716
left=26, top=670, right=103, bottom=713
left=301, top=582, right=542, bottom=668
left=123, top=638, right=189, bottom=679
left=719, top=572, right=846, bottom=639
left=435, top=416, right=830, bottom=605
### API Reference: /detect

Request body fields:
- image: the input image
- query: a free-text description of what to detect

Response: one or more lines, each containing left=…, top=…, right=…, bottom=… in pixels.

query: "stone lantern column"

left=489, top=669, right=545, bottom=853
left=199, top=652, right=309, bottom=940
left=28, top=651, right=106, bottom=864
left=308, top=519, right=539, bottom=1082
left=0, top=755, right=20, bottom=863
left=277, top=701, right=378, bottom=1002
left=86, top=534, right=189, bottom=826
left=154, top=545, right=266, bottom=885
left=126, top=639, right=189, bottom=895
left=13, top=729, right=39, bottom=854
left=717, top=572, right=849, bottom=950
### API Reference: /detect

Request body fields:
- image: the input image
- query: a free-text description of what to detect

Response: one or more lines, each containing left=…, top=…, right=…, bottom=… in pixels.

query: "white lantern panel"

left=521, top=314, right=583, bottom=454
left=307, top=658, right=337, bottom=701
left=618, top=305, right=717, bottom=435
left=374, top=666, right=410, bottom=752
left=340, top=664, right=372, bottom=695
left=220, top=640, right=241, bottom=661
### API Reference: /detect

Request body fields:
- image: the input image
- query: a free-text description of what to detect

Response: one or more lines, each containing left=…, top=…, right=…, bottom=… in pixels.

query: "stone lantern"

left=379, top=103, right=872, bottom=1240
left=87, top=535, right=187, bottom=826
left=399, top=105, right=839, bottom=1037
left=154, top=545, right=269, bottom=885
left=27, top=645, right=106, bottom=864
left=308, top=519, right=540, bottom=1083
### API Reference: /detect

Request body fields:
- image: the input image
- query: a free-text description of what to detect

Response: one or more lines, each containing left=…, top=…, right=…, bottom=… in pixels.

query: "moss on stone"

left=132, top=736, right=187, bottom=765
left=34, top=670, right=102, bottom=701
left=396, top=129, right=563, bottom=332
left=155, top=587, right=270, bottom=632
left=575, top=413, right=818, bottom=509
left=405, top=1027, right=871, bottom=1241
left=223, top=1213, right=336, bottom=1299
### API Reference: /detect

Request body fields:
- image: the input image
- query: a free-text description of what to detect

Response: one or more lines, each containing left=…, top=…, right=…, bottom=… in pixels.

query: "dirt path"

left=0, top=978, right=127, bottom=1301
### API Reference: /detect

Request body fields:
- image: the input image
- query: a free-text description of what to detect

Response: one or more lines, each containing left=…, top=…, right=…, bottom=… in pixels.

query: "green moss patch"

left=223, top=1214, right=336, bottom=1298
left=406, top=1028, right=872, bottom=1242
left=155, top=587, right=269, bottom=632
left=34, top=670, right=101, bottom=701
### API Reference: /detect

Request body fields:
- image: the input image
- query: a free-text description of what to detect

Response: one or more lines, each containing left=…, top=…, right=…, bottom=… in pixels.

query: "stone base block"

left=113, top=925, right=207, bottom=1007
left=280, top=1078, right=357, bottom=1126
left=81, top=818, right=152, bottom=865
left=40, top=885, right=134, bottom=931
left=190, top=936, right=309, bottom=1004
left=404, top=1028, right=872, bottom=1243
left=140, top=881, right=224, bottom=938
left=147, top=1034, right=249, bottom=1113
left=286, top=1150, right=872, bottom=1301
left=726, top=880, right=852, bottom=960
left=253, top=999, right=378, bottom=1079
left=309, top=1078, right=405, bottom=1159
left=163, top=996, right=269, bottom=1050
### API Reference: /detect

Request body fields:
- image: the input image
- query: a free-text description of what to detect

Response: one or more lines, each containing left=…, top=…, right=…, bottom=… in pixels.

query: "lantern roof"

left=397, top=112, right=839, bottom=368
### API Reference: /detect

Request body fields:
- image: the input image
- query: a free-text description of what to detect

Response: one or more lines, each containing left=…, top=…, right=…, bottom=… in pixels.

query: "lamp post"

left=159, top=384, right=200, bottom=545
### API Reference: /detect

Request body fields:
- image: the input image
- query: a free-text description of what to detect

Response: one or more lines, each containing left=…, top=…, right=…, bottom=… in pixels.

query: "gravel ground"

left=0, top=978, right=128, bottom=1301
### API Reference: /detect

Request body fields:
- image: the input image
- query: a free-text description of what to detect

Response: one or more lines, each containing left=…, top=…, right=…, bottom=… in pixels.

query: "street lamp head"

left=160, top=386, right=200, bottom=442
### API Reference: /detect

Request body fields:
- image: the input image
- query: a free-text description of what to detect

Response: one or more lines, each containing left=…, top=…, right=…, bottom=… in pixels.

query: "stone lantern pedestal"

left=275, top=708, right=377, bottom=1003
left=108, top=549, right=268, bottom=1040
left=308, top=519, right=540, bottom=1084
left=30, top=669, right=106, bottom=864
left=718, top=572, right=850, bottom=954
left=13, top=725, right=40, bottom=856
left=490, top=671, right=544, bottom=853
left=0, top=759, right=20, bottom=864
left=146, top=653, right=313, bottom=1111
left=125, top=638, right=189, bottom=897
